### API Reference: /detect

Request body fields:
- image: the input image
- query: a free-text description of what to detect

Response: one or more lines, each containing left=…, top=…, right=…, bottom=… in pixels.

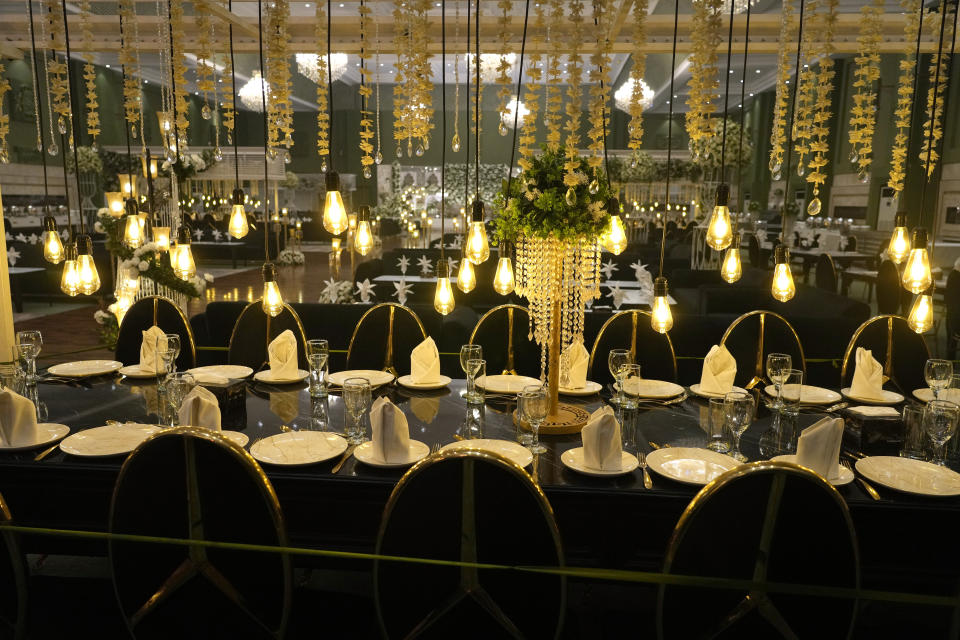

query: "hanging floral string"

left=470, top=0, right=483, bottom=159
left=627, top=0, right=649, bottom=156
left=919, top=0, right=956, bottom=178
left=518, top=0, right=544, bottom=174
left=266, top=0, right=293, bottom=158
left=562, top=0, right=585, bottom=189
left=315, top=0, right=330, bottom=166
left=118, top=0, right=142, bottom=141
left=409, top=0, right=434, bottom=154
left=587, top=0, right=612, bottom=172
left=452, top=0, right=461, bottom=153
left=889, top=0, right=922, bottom=197
left=543, top=0, right=563, bottom=151
left=803, top=0, right=837, bottom=215
left=170, top=0, right=189, bottom=151
left=43, top=0, right=71, bottom=141
left=374, top=0, right=383, bottom=164
left=195, top=0, right=216, bottom=124
left=358, top=0, right=375, bottom=177
left=847, top=0, right=883, bottom=181
left=0, top=63, right=9, bottom=163
left=686, top=0, right=722, bottom=160
left=768, top=0, right=794, bottom=178
left=79, top=0, right=100, bottom=149
left=791, top=0, right=818, bottom=172
left=496, top=0, right=512, bottom=136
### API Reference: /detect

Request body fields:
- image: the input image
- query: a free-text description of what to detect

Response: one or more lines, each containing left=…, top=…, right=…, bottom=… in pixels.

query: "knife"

left=331, top=444, right=357, bottom=474
left=34, top=443, right=59, bottom=461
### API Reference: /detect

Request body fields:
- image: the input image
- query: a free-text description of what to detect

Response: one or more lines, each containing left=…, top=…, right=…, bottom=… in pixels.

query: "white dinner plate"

left=249, top=431, right=348, bottom=466
left=187, top=365, right=254, bottom=379
left=840, top=388, right=905, bottom=406
left=856, top=456, right=960, bottom=497
left=253, top=369, right=310, bottom=384
left=353, top=439, right=430, bottom=468
left=911, top=388, right=960, bottom=404
left=559, top=381, right=604, bottom=396
left=219, top=431, right=249, bottom=448
left=622, top=379, right=686, bottom=399
left=48, top=360, right=123, bottom=378
left=60, top=423, right=161, bottom=457
left=118, top=364, right=160, bottom=379
left=646, top=447, right=742, bottom=486
left=764, top=384, right=842, bottom=405
left=476, top=374, right=541, bottom=394
left=561, top=447, right=639, bottom=477
left=0, top=423, right=70, bottom=452
left=688, top=384, right=749, bottom=400
left=771, top=454, right=854, bottom=486
left=441, top=439, right=534, bottom=468
left=396, top=374, right=451, bottom=390
left=327, top=369, right=396, bottom=388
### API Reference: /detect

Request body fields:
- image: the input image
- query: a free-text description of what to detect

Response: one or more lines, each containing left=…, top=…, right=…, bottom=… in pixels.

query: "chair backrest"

left=748, top=234, right=761, bottom=268
left=658, top=461, right=858, bottom=640
left=840, top=315, right=930, bottom=394
left=109, top=427, right=291, bottom=640
left=875, top=260, right=904, bottom=315
left=116, top=295, right=197, bottom=370
left=375, top=449, right=565, bottom=639
left=228, top=300, right=309, bottom=371
left=845, top=235, right=857, bottom=252
left=588, top=310, right=678, bottom=383
left=346, top=302, right=428, bottom=376
left=946, top=270, right=960, bottom=354
left=0, top=492, right=27, bottom=640
left=721, top=310, right=807, bottom=389
left=469, top=304, right=539, bottom=377
left=815, top=253, right=838, bottom=293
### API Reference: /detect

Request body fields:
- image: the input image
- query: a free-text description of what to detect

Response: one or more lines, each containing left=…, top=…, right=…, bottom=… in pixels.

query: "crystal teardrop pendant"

left=451, top=134, right=460, bottom=152
left=415, top=144, right=424, bottom=157
left=363, top=167, right=372, bottom=179
left=201, top=104, right=212, bottom=120
left=702, top=150, right=710, bottom=160
left=630, top=158, right=637, bottom=169
left=0, top=150, right=7, bottom=164
left=565, top=187, right=576, bottom=206
left=797, top=163, right=805, bottom=177
left=807, top=197, right=822, bottom=216
left=57, top=116, right=67, bottom=134
left=396, top=145, right=403, bottom=158
left=283, top=150, right=291, bottom=164
left=375, top=150, right=383, bottom=164
left=849, top=150, right=859, bottom=164
left=214, top=146, right=223, bottom=161
left=36, top=139, right=43, bottom=152
left=772, top=171, right=782, bottom=181
left=772, top=162, right=781, bottom=174
left=227, top=132, right=233, bottom=144
left=90, top=140, right=98, bottom=152
left=131, top=124, right=138, bottom=139
left=283, top=133, right=293, bottom=146
left=588, top=179, right=599, bottom=195
left=424, top=138, right=430, bottom=151
left=321, top=160, right=328, bottom=172
left=268, top=148, right=278, bottom=160
left=47, top=141, right=59, bottom=156
left=498, top=122, right=508, bottom=136
left=858, top=170, right=869, bottom=184
left=407, top=140, right=413, bottom=156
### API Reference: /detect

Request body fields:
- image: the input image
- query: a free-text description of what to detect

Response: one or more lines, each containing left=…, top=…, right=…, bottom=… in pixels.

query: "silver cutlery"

left=842, top=459, right=881, bottom=501
left=638, top=449, right=652, bottom=489
left=331, top=444, right=357, bottom=473
left=636, top=393, right=688, bottom=407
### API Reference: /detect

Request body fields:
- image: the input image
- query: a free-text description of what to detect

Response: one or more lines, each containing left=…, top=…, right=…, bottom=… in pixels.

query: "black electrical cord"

left=26, top=0, right=53, bottom=223
left=229, top=0, right=240, bottom=190
left=258, top=0, right=271, bottom=260
left=327, top=0, right=334, bottom=172
left=779, top=0, right=807, bottom=240
left=734, top=0, right=751, bottom=229
left=61, top=0, right=87, bottom=236
left=504, top=0, right=531, bottom=207
left=659, top=0, right=681, bottom=278
left=718, top=0, right=736, bottom=177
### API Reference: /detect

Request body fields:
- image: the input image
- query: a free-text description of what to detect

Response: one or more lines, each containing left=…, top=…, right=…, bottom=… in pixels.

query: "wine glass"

left=465, top=358, right=486, bottom=403
left=16, top=330, right=42, bottom=384
left=766, top=352, right=792, bottom=409
left=619, top=364, right=642, bottom=410
left=519, top=384, right=548, bottom=454
left=725, top=391, right=755, bottom=462
left=608, top=349, right=632, bottom=406
left=922, top=399, right=960, bottom=466
left=308, top=352, right=329, bottom=398
left=343, top=377, right=371, bottom=444
left=166, top=372, right=196, bottom=426
left=924, top=359, right=953, bottom=400
left=307, top=339, right=329, bottom=374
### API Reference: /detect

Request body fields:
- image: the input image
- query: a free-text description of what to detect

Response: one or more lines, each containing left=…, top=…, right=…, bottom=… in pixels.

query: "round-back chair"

left=109, top=427, right=291, bottom=640
left=345, top=302, right=428, bottom=376
left=946, top=269, right=960, bottom=359
left=815, top=253, right=838, bottom=293
left=0, top=492, right=27, bottom=640
left=588, top=310, right=678, bottom=384
left=116, top=295, right=197, bottom=371
left=658, top=461, right=859, bottom=640
left=720, top=311, right=807, bottom=390
left=228, top=300, right=308, bottom=372
left=876, top=260, right=907, bottom=315
left=375, top=449, right=565, bottom=639
left=840, top=315, right=930, bottom=395
left=748, top=234, right=762, bottom=268
left=468, top=304, right=539, bottom=378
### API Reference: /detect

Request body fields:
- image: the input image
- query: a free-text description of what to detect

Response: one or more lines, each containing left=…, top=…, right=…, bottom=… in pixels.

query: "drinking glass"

left=519, top=384, right=548, bottom=454
left=16, top=330, right=42, bottom=384
left=308, top=352, right=329, bottom=398
left=725, top=391, right=755, bottom=462
left=765, top=352, right=792, bottom=409
left=307, top=340, right=329, bottom=373
left=608, top=349, right=632, bottom=406
left=0, top=363, right=22, bottom=393
left=461, top=344, right=482, bottom=401
left=901, top=404, right=926, bottom=460
left=922, top=399, right=960, bottom=466
left=343, top=377, right=372, bottom=444
left=166, top=372, right=196, bottom=426
left=924, top=359, right=953, bottom=400
left=707, top=397, right=731, bottom=453
left=164, top=334, right=181, bottom=368
left=156, top=348, right=177, bottom=392
left=465, top=358, right=485, bottom=403
left=619, top=364, right=642, bottom=410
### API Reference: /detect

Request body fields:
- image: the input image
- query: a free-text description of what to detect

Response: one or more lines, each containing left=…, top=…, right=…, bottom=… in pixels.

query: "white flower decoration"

left=14, top=233, right=26, bottom=243
left=138, top=260, right=149, bottom=271
left=392, top=279, right=414, bottom=305
left=27, top=233, right=39, bottom=245
left=355, top=278, right=377, bottom=303
left=606, top=286, right=625, bottom=310
left=600, top=259, right=618, bottom=280
left=417, top=255, right=433, bottom=275
left=192, top=229, right=204, bottom=240
left=397, top=255, right=410, bottom=274
left=7, top=246, right=20, bottom=266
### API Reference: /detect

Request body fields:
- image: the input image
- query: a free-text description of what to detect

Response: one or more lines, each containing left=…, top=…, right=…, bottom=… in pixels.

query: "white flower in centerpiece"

left=397, top=255, right=410, bottom=274
left=355, top=278, right=377, bottom=303
left=600, top=259, right=618, bottom=280
left=448, top=236, right=462, bottom=249
left=211, top=229, right=222, bottom=241
left=193, top=229, right=204, bottom=240
left=27, top=233, right=39, bottom=245
left=60, top=230, right=69, bottom=240
left=321, top=278, right=342, bottom=303
left=93, top=221, right=105, bottom=233
left=447, top=257, right=458, bottom=272
left=630, top=261, right=654, bottom=292
left=606, top=285, right=625, bottom=310
left=392, top=279, right=414, bottom=305
left=138, top=260, right=149, bottom=271
left=417, top=255, right=433, bottom=275
left=204, top=273, right=215, bottom=283
left=4, top=232, right=11, bottom=242
left=14, top=233, right=26, bottom=243
left=7, top=246, right=20, bottom=266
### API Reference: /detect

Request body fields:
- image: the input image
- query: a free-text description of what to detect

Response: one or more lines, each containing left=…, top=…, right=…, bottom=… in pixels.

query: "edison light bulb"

left=434, top=259, right=455, bottom=315
left=457, top=255, right=476, bottom=293
left=105, top=192, right=124, bottom=218
left=888, top=212, right=911, bottom=265
left=907, top=292, right=934, bottom=334
left=355, top=206, right=374, bottom=256
left=153, top=226, right=171, bottom=252
left=262, top=263, right=284, bottom=317
left=650, top=277, right=673, bottom=333
left=41, top=216, right=64, bottom=263
left=771, top=246, right=796, bottom=302
left=601, top=198, right=628, bottom=255
left=123, top=214, right=144, bottom=248
left=60, top=243, right=80, bottom=296
left=171, top=228, right=196, bottom=280
left=228, top=188, right=249, bottom=238
left=465, top=201, right=489, bottom=264
left=493, top=257, right=515, bottom=295
left=721, top=237, right=742, bottom=283
left=76, top=237, right=100, bottom=295
left=902, top=228, right=932, bottom=294
left=705, top=184, right=733, bottom=251
left=322, top=172, right=349, bottom=235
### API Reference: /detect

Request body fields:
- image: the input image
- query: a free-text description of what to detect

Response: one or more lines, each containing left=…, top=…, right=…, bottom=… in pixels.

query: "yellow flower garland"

left=80, top=0, right=100, bottom=146
left=587, top=0, right=612, bottom=171
left=889, top=0, right=921, bottom=196
left=220, top=0, right=235, bottom=144
left=563, top=0, right=585, bottom=188
left=518, top=1, right=544, bottom=174
left=358, top=0, right=375, bottom=175
left=170, top=0, right=189, bottom=148
left=919, top=0, right=954, bottom=178
left=43, top=0, right=71, bottom=140
left=195, top=0, right=215, bottom=118
left=315, top=0, right=330, bottom=163
left=686, top=0, right=722, bottom=156
left=0, top=63, right=9, bottom=162
left=627, top=0, right=649, bottom=153
left=266, top=0, right=293, bottom=155
left=543, top=0, right=564, bottom=152
left=768, top=0, right=794, bottom=176
left=848, top=0, right=883, bottom=178
left=791, top=0, right=819, bottom=172
left=804, top=0, right=837, bottom=210
left=496, top=0, right=512, bottom=135
left=118, top=0, right=142, bottom=138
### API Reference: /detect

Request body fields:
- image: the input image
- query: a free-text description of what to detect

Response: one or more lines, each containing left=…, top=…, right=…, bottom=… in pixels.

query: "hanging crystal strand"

left=38, top=3, right=58, bottom=155
left=131, top=0, right=148, bottom=149
left=210, top=10, right=222, bottom=159
left=25, top=0, right=43, bottom=152
left=452, top=0, right=461, bottom=153
left=373, top=0, right=383, bottom=164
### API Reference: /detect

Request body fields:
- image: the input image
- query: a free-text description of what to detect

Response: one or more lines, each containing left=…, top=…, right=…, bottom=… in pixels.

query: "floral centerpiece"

left=161, top=149, right=218, bottom=181
left=277, top=248, right=305, bottom=266
left=66, top=145, right=104, bottom=175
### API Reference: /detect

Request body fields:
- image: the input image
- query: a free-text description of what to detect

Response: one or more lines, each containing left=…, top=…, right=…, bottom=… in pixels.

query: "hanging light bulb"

left=104, top=192, right=125, bottom=218
left=322, top=171, right=349, bottom=234
left=170, top=227, right=196, bottom=281
left=902, top=228, right=932, bottom=294
left=650, top=276, right=674, bottom=333
left=907, top=288, right=934, bottom=334
left=355, top=206, right=374, bottom=256
left=41, top=215, right=64, bottom=264
left=457, top=254, right=476, bottom=292
left=771, top=245, right=796, bottom=302
left=141, top=156, right=159, bottom=180
left=705, top=183, right=733, bottom=251
left=601, top=198, right=628, bottom=255
left=331, top=237, right=341, bottom=254
left=720, top=235, right=742, bottom=283
left=261, top=262, right=284, bottom=317
left=75, top=235, right=101, bottom=295
left=59, top=242, right=81, bottom=296
left=117, top=173, right=138, bottom=200
left=493, top=242, right=515, bottom=295
left=153, top=226, right=171, bottom=252
left=888, top=212, right=911, bottom=265
left=434, top=258, right=455, bottom=315
left=465, top=200, right=490, bottom=264
left=123, top=212, right=144, bottom=249
left=228, top=188, right=249, bottom=239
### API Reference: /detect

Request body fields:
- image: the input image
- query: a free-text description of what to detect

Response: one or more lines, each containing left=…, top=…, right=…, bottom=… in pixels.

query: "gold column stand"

left=513, top=404, right=591, bottom=435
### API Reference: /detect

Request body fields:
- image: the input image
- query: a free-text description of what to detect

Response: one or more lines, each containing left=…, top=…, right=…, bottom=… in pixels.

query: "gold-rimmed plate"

left=764, top=384, right=841, bottom=405
left=328, top=369, right=396, bottom=388
left=840, top=388, right=905, bottom=406
left=441, top=439, right=534, bottom=468
left=48, top=360, right=123, bottom=378
left=60, top=423, right=161, bottom=457
left=559, top=381, right=604, bottom=396
left=646, top=447, right=742, bottom=486
left=396, top=374, right=451, bottom=390
left=353, top=440, right=430, bottom=468
left=476, top=374, right=541, bottom=394
left=118, top=364, right=160, bottom=379
left=689, top=384, right=749, bottom=400
left=856, top=456, right=960, bottom=497
left=0, top=423, right=70, bottom=452
left=253, top=369, right=310, bottom=384
left=561, top=447, right=639, bottom=477
left=249, top=431, right=348, bottom=466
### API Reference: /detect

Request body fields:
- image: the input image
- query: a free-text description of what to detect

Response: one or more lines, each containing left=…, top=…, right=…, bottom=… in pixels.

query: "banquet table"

left=1, top=375, right=958, bottom=604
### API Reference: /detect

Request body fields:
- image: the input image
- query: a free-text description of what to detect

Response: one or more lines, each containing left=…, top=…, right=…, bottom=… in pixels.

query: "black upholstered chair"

left=227, top=301, right=308, bottom=372
left=108, top=428, right=291, bottom=640
left=115, top=296, right=197, bottom=370
left=0, top=492, right=27, bottom=640
left=876, top=260, right=907, bottom=315
left=354, top=258, right=384, bottom=287
left=721, top=310, right=807, bottom=389
left=748, top=234, right=762, bottom=268
left=946, top=270, right=960, bottom=359
left=658, top=461, right=858, bottom=639
left=345, top=303, right=428, bottom=376
left=469, top=304, right=539, bottom=378
left=840, top=315, right=930, bottom=395
left=815, top=253, right=838, bottom=293
left=588, top=310, right=678, bottom=383
left=375, top=449, right=565, bottom=639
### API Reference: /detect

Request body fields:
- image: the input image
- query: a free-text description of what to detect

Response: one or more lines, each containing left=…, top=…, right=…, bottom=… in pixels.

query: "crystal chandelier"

left=614, top=77, right=654, bottom=112
left=295, top=52, right=349, bottom=83
left=238, top=71, right=271, bottom=112
left=466, top=53, right=515, bottom=84
left=500, top=98, right=529, bottom=129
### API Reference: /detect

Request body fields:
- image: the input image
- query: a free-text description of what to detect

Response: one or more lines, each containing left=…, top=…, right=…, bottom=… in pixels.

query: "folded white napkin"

left=850, top=347, right=886, bottom=401
left=410, top=337, right=441, bottom=384
left=139, top=326, right=167, bottom=374
left=847, top=405, right=900, bottom=418
left=268, top=330, right=299, bottom=379
left=178, top=386, right=221, bottom=430
left=0, top=389, right=39, bottom=447
left=581, top=405, right=622, bottom=471
left=796, top=417, right=843, bottom=479
left=700, top=344, right=736, bottom=395
left=370, top=397, right=411, bottom=462
left=563, top=342, right=590, bottom=389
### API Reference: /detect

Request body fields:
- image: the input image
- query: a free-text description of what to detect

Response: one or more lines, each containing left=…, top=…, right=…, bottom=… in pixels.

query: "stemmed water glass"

left=461, top=344, right=483, bottom=402
left=922, top=399, right=960, bottom=466
left=725, top=391, right=755, bottom=462
left=924, top=359, right=953, bottom=400
left=518, top=384, right=548, bottom=454
left=766, top=353, right=792, bottom=409
left=156, top=334, right=180, bottom=392
left=343, top=377, right=372, bottom=444
left=307, top=339, right=330, bottom=397
left=608, top=349, right=632, bottom=406
left=165, top=372, right=196, bottom=427
left=466, top=359, right=486, bottom=403
left=16, top=330, right=42, bottom=385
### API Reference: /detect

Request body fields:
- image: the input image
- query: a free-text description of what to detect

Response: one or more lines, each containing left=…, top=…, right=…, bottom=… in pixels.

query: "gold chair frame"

left=0, top=492, right=27, bottom=640
left=469, top=304, right=531, bottom=376
left=119, top=295, right=198, bottom=367
left=228, top=299, right=309, bottom=371
left=588, top=310, right=678, bottom=382
left=721, top=310, right=807, bottom=389
left=658, top=460, right=859, bottom=640
left=839, top=314, right=930, bottom=391
left=346, top=302, right=428, bottom=376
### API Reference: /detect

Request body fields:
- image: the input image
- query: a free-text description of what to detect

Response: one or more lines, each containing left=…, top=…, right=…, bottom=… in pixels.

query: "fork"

left=638, top=449, right=652, bottom=489
left=842, top=459, right=881, bottom=501
left=430, top=441, right=441, bottom=455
